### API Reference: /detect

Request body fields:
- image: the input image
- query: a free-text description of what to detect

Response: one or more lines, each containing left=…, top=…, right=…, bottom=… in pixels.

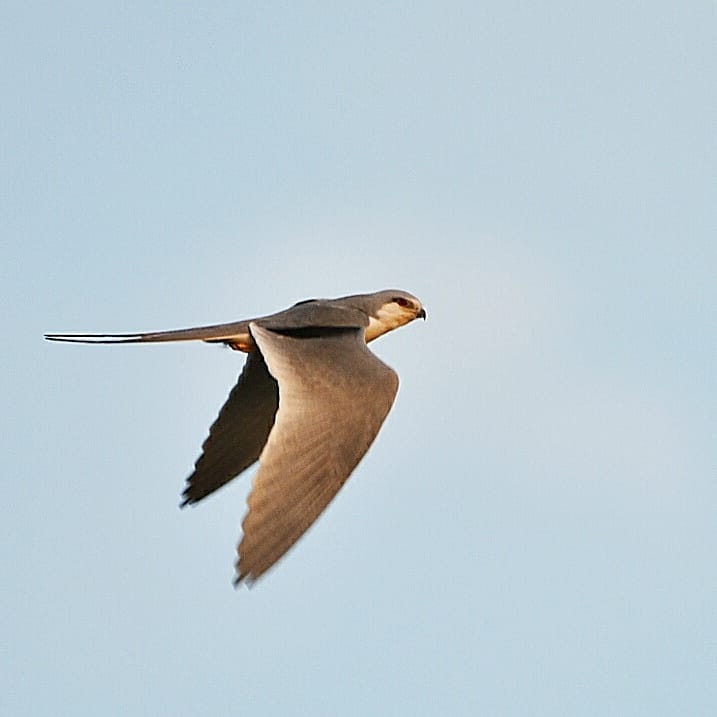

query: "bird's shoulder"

left=255, top=300, right=369, bottom=333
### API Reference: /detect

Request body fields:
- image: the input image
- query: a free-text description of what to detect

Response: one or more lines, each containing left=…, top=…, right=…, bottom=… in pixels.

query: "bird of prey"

left=46, top=289, right=426, bottom=584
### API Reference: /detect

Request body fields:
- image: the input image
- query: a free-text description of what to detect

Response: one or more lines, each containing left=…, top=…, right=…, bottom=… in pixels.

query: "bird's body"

left=46, top=289, right=425, bottom=584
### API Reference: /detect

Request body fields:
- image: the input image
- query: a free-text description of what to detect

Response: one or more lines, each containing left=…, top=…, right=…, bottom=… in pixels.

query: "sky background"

left=3, top=2, right=715, bottom=715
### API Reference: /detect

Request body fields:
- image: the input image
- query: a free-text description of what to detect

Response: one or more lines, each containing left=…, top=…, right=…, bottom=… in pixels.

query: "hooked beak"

left=417, top=307, right=427, bottom=320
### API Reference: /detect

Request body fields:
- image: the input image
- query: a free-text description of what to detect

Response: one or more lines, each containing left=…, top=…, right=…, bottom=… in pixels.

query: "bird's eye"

left=392, top=297, right=412, bottom=308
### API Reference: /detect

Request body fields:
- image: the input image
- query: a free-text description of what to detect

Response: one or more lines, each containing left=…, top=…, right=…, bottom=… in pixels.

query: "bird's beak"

left=417, top=308, right=427, bottom=320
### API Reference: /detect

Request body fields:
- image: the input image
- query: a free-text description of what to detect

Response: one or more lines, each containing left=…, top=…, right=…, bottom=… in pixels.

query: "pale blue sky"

left=4, top=2, right=716, bottom=715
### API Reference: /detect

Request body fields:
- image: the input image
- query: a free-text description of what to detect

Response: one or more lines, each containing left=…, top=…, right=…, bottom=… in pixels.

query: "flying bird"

left=46, top=289, right=426, bottom=584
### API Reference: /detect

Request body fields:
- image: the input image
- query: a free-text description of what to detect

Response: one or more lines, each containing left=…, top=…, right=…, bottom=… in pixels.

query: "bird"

left=45, top=289, right=426, bottom=585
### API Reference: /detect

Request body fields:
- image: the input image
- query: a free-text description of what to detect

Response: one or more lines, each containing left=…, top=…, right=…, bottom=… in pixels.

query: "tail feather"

left=44, top=320, right=253, bottom=345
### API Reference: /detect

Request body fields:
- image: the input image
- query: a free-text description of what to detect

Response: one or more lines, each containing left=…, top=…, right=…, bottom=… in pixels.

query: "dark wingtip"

left=233, top=559, right=257, bottom=589
left=179, top=488, right=199, bottom=508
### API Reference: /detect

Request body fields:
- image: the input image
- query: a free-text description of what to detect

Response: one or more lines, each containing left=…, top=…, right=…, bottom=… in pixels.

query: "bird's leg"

left=224, top=338, right=253, bottom=352
left=203, top=331, right=255, bottom=352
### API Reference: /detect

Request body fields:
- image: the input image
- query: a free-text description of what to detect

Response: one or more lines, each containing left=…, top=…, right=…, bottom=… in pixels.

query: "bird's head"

left=347, top=289, right=426, bottom=342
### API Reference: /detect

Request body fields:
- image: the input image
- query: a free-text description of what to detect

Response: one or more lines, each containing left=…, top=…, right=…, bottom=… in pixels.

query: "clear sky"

left=4, top=2, right=715, bottom=715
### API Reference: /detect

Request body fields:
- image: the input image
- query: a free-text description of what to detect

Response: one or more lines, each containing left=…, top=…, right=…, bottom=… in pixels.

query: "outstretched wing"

left=181, top=350, right=279, bottom=506
left=235, top=322, right=399, bottom=584
left=179, top=301, right=372, bottom=505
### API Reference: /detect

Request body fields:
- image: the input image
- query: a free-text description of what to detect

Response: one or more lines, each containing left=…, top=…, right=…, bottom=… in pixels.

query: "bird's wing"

left=258, top=301, right=369, bottom=332
left=181, top=350, right=279, bottom=506
left=44, top=320, right=254, bottom=345
left=235, top=321, right=399, bottom=584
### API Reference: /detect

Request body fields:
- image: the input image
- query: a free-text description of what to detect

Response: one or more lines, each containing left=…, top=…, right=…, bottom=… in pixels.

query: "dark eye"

left=393, top=296, right=412, bottom=308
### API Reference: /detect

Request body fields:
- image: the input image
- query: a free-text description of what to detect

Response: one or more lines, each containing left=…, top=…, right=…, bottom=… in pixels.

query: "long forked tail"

left=44, top=320, right=253, bottom=345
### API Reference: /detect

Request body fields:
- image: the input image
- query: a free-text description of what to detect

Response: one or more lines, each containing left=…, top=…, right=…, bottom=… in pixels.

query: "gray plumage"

left=46, top=289, right=426, bottom=584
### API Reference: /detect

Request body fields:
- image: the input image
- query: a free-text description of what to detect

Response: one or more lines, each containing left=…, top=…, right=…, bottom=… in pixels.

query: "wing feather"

left=235, top=322, right=399, bottom=583
left=181, top=349, right=279, bottom=506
